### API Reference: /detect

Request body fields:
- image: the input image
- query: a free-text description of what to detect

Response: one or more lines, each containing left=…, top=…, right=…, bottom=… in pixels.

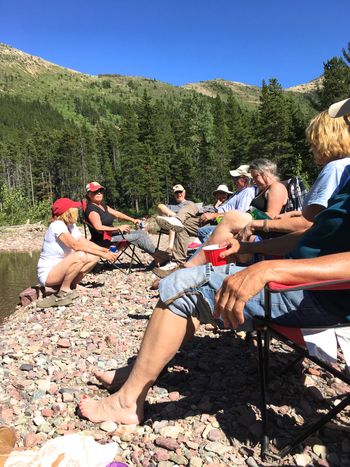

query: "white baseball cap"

left=328, top=98, right=350, bottom=118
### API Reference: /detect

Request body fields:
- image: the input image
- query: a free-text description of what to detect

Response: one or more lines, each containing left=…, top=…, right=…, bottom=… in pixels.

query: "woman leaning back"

left=84, top=182, right=169, bottom=265
left=36, top=198, right=118, bottom=308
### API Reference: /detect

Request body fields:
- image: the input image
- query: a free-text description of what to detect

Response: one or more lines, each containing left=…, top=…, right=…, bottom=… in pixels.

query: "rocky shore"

left=0, top=226, right=349, bottom=466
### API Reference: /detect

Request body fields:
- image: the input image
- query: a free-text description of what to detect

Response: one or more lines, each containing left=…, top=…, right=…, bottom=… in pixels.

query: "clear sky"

left=1, top=0, right=349, bottom=88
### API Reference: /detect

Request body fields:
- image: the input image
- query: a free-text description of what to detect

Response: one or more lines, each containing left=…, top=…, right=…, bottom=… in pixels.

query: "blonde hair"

left=51, top=208, right=79, bottom=224
left=306, top=111, right=350, bottom=164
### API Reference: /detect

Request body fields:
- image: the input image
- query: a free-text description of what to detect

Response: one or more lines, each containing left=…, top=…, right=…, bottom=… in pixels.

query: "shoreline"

left=0, top=226, right=348, bottom=465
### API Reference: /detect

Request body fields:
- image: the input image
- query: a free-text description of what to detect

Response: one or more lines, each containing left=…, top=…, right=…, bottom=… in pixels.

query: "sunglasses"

left=344, top=115, right=350, bottom=126
left=174, top=191, right=183, bottom=195
left=92, top=189, right=104, bottom=194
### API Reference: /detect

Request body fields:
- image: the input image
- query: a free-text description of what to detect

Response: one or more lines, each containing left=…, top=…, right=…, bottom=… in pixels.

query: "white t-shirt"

left=37, top=221, right=81, bottom=285
left=304, top=158, right=350, bottom=208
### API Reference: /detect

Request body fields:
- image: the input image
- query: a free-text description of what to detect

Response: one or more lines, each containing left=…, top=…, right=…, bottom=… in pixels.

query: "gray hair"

left=249, top=158, right=278, bottom=177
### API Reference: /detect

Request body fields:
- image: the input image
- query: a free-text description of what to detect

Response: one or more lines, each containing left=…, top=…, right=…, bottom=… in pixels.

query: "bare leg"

left=157, top=204, right=177, bottom=217
left=70, top=253, right=100, bottom=289
left=95, top=307, right=199, bottom=392
left=79, top=302, right=200, bottom=424
left=186, top=211, right=252, bottom=267
left=167, top=230, right=175, bottom=252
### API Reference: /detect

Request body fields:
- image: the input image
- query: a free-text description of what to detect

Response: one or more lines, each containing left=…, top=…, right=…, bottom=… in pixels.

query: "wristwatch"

left=263, top=219, right=269, bottom=233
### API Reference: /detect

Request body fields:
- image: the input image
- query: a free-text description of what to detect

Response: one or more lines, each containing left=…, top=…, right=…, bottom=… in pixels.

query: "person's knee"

left=76, top=251, right=88, bottom=263
left=157, top=203, right=166, bottom=213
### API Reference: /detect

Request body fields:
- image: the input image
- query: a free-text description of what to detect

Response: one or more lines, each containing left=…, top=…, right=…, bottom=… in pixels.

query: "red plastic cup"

left=203, top=244, right=229, bottom=266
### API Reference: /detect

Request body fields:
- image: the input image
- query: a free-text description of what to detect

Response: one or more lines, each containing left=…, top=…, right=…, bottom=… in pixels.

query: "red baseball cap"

left=86, top=181, right=105, bottom=193
left=51, top=198, right=81, bottom=217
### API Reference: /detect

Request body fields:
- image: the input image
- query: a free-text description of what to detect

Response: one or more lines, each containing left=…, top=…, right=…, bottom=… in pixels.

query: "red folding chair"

left=81, top=216, right=144, bottom=275
left=254, top=279, right=350, bottom=461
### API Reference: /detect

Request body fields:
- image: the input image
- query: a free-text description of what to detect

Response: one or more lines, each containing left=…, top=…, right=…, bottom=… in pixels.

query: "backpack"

left=284, top=176, right=308, bottom=212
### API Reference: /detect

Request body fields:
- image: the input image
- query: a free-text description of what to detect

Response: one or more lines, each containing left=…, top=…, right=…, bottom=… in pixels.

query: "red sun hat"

left=86, top=181, right=105, bottom=193
left=52, top=198, right=81, bottom=217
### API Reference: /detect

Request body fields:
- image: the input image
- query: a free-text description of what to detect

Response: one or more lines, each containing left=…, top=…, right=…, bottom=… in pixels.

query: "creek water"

left=0, top=250, right=40, bottom=321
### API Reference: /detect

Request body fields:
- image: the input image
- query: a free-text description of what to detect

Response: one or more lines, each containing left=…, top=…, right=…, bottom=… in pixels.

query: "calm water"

left=0, top=251, right=40, bottom=320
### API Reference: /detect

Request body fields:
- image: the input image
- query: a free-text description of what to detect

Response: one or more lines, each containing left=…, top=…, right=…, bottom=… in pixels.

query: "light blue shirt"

left=304, top=158, right=350, bottom=208
left=218, top=186, right=256, bottom=213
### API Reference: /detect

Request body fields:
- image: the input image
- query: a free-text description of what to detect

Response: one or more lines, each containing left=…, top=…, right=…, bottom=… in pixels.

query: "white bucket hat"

left=213, top=184, right=233, bottom=195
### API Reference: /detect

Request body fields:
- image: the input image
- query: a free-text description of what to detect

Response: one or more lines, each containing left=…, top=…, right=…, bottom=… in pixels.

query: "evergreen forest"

left=0, top=42, right=350, bottom=224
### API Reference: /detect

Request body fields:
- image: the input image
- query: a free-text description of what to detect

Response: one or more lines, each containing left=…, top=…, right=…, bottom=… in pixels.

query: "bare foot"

left=79, top=393, right=142, bottom=425
left=94, top=365, right=132, bottom=392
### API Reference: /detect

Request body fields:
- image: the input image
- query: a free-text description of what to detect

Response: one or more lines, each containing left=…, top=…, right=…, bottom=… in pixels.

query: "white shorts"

left=37, top=256, right=63, bottom=287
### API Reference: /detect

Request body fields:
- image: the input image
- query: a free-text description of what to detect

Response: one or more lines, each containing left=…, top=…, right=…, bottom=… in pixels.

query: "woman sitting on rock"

left=36, top=198, right=118, bottom=308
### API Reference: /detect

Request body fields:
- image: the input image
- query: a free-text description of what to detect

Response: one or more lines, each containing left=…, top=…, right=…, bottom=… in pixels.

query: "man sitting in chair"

left=154, top=166, right=256, bottom=277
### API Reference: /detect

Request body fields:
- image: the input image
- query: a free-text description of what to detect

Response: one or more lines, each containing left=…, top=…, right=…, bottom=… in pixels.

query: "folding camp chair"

left=81, top=217, right=144, bottom=275
left=254, top=279, right=350, bottom=461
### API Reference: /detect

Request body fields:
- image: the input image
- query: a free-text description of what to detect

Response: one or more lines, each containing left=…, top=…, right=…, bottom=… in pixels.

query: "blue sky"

left=1, top=0, right=349, bottom=88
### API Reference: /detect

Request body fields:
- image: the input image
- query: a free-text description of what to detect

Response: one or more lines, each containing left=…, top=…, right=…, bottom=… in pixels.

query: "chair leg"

left=257, top=328, right=269, bottom=459
left=278, top=393, right=350, bottom=458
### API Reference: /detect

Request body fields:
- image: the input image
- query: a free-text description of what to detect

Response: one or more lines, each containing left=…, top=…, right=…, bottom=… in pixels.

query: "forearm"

left=251, top=216, right=312, bottom=234
left=261, top=253, right=350, bottom=284
left=239, top=231, right=304, bottom=256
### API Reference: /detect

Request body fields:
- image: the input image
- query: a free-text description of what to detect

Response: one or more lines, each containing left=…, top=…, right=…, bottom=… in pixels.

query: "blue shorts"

left=159, top=264, right=345, bottom=330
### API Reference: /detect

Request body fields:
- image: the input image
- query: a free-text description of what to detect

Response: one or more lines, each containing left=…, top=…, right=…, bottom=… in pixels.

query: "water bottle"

left=109, top=245, right=118, bottom=253
left=139, top=218, right=146, bottom=230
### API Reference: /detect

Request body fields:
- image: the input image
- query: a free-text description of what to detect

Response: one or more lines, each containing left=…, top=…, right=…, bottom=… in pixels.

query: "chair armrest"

left=267, top=278, right=350, bottom=293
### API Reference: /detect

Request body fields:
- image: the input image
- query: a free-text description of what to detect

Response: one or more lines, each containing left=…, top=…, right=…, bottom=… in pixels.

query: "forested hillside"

left=0, top=42, right=349, bottom=223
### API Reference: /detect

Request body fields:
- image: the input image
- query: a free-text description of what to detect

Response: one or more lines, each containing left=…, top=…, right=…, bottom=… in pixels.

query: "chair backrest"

left=283, top=176, right=308, bottom=212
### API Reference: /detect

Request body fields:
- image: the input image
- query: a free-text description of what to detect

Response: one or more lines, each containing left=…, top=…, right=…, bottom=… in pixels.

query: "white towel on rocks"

left=5, top=433, right=119, bottom=467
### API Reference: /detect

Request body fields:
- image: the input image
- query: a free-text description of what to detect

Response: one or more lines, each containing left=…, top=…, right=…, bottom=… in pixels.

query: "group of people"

left=34, top=96, right=350, bottom=428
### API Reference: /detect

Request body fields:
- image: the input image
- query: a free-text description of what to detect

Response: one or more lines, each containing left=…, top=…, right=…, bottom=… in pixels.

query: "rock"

left=159, top=425, right=182, bottom=439
left=313, top=444, right=327, bottom=459
left=155, top=436, right=179, bottom=451
left=20, top=363, right=34, bottom=371
left=207, top=429, right=224, bottom=442
left=24, top=432, right=42, bottom=448
left=189, top=457, right=203, bottom=467
left=204, top=441, right=230, bottom=456
left=246, top=457, right=259, bottom=467
left=62, top=393, right=74, bottom=402
left=293, top=453, right=312, bottom=466
left=100, top=420, right=117, bottom=432
left=168, top=391, right=180, bottom=401
left=57, top=339, right=70, bottom=348
left=154, top=448, right=170, bottom=462
left=169, top=452, right=187, bottom=465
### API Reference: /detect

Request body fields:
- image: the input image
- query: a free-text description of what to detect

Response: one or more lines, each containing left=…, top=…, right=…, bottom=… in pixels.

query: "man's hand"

left=199, top=212, right=215, bottom=225
left=214, top=262, right=269, bottom=328
left=218, top=238, right=241, bottom=264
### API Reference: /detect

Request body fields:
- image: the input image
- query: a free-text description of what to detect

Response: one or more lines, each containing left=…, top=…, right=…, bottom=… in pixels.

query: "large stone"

left=155, top=436, right=179, bottom=451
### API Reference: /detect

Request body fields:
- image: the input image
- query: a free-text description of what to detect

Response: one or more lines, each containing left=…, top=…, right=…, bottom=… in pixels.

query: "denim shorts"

left=159, top=264, right=345, bottom=330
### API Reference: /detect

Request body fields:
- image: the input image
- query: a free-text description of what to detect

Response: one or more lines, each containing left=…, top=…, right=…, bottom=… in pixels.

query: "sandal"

left=36, top=290, right=78, bottom=308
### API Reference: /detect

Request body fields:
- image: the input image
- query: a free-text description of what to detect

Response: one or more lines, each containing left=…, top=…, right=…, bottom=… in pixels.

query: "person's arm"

left=302, top=204, right=325, bottom=222
left=214, top=252, right=350, bottom=329
left=222, top=230, right=305, bottom=260
left=249, top=215, right=312, bottom=234
left=58, top=232, right=117, bottom=262
left=265, top=182, right=288, bottom=218
left=199, top=212, right=222, bottom=224
left=88, top=211, right=130, bottom=234
left=107, top=206, right=138, bottom=226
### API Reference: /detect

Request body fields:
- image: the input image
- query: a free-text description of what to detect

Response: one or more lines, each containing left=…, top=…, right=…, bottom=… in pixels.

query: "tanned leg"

left=186, top=211, right=252, bottom=267
left=79, top=302, right=200, bottom=424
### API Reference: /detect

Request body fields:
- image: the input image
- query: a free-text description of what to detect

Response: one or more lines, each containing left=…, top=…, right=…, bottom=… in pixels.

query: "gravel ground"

left=0, top=225, right=349, bottom=466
